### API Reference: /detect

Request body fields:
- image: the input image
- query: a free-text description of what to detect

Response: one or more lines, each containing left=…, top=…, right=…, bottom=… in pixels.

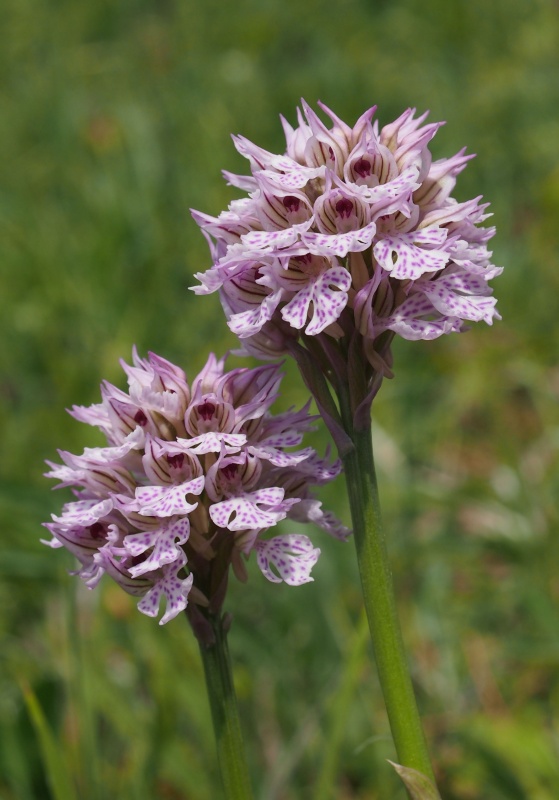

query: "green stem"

left=198, top=614, right=254, bottom=800
left=340, top=403, right=436, bottom=785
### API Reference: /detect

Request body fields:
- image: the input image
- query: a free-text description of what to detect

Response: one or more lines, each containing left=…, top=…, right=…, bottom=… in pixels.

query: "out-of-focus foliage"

left=1, top=0, right=559, bottom=797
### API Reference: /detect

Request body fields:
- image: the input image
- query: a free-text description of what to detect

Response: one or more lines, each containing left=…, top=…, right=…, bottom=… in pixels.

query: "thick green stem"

left=340, top=414, right=436, bottom=785
left=198, top=614, right=254, bottom=800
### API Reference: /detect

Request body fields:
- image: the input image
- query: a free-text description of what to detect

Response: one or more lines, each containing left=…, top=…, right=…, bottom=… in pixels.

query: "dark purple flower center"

left=353, top=157, right=372, bottom=178
left=221, top=463, right=239, bottom=481
left=88, top=522, right=106, bottom=540
left=282, top=196, right=300, bottom=214
left=166, top=453, right=185, bottom=469
left=134, top=410, right=148, bottom=427
left=197, top=401, right=216, bottom=421
left=335, top=198, right=354, bottom=218
left=293, top=253, right=313, bottom=265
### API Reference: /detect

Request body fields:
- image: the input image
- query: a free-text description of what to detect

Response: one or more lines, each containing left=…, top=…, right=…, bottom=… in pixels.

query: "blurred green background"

left=1, top=0, right=559, bottom=797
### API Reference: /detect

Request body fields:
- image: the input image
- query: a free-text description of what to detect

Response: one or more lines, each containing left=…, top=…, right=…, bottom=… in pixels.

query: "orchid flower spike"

left=191, top=101, right=502, bottom=423
left=44, top=350, right=349, bottom=628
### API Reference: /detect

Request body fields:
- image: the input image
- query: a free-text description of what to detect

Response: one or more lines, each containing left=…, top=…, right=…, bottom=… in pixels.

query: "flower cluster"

left=43, top=350, right=348, bottom=625
left=192, top=101, right=502, bottom=364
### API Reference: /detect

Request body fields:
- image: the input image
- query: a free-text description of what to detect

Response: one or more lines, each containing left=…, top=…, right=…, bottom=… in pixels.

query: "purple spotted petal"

left=281, top=266, right=352, bottom=334
left=258, top=164, right=326, bottom=191
left=135, top=475, right=205, bottom=517
left=374, top=227, right=449, bottom=280
left=124, top=518, right=190, bottom=576
left=420, top=276, right=499, bottom=323
left=173, top=432, right=247, bottom=454
left=255, top=534, right=320, bottom=585
left=379, top=294, right=463, bottom=340
left=302, top=220, right=377, bottom=258
left=242, top=220, right=313, bottom=253
left=259, top=430, right=304, bottom=448
left=229, top=289, right=284, bottom=338
left=247, top=444, right=316, bottom=467
left=137, top=559, right=193, bottom=625
left=350, top=164, right=420, bottom=207
left=191, top=264, right=229, bottom=295
left=209, top=487, right=291, bottom=531
left=52, top=498, right=113, bottom=527
left=295, top=450, right=343, bottom=484
left=289, top=499, right=351, bottom=541
left=124, top=517, right=190, bottom=577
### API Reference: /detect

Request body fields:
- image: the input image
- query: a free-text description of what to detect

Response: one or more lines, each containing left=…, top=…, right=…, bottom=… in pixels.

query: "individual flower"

left=44, top=349, right=349, bottom=626
left=191, top=101, right=502, bottom=423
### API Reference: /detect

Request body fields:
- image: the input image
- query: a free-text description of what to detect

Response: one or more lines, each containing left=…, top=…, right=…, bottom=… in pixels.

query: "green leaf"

left=388, top=761, right=442, bottom=799
left=20, top=682, right=77, bottom=800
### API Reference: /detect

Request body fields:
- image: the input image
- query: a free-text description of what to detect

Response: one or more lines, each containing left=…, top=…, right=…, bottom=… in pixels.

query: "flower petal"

left=209, top=487, right=292, bottom=531
left=137, top=561, right=193, bottom=625
left=281, top=266, right=351, bottom=335
left=374, top=227, right=449, bottom=280
left=173, top=432, right=247, bottom=455
left=255, top=534, right=320, bottom=585
left=125, top=517, right=190, bottom=577
left=52, top=498, right=113, bottom=527
left=135, top=476, right=205, bottom=517
left=228, top=289, right=284, bottom=338
left=420, top=276, right=498, bottom=323
left=302, top=221, right=377, bottom=258
left=241, top=220, right=314, bottom=253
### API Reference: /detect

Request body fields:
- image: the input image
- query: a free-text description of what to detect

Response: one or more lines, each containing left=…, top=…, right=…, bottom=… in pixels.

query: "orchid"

left=44, top=349, right=348, bottom=627
left=192, top=101, right=502, bottom=427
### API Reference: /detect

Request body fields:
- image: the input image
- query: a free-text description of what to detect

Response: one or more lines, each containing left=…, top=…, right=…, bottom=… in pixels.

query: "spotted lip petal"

left=229, top=289, right=284, bottom=338
left=373, top=226, right=449, bottom=280
left=255, top=534, right=321, bottom=585
left=247, top=444, right=316, bottom=467
left=241, top=219, right=315, bottom=254
left=288, top=499, right=351, bottom=541
left=281, top=266, right=352, bottom=335
left=419, top=274, right=499, bottom=323
left=170, top=432, right=247, bottom=454
left=258, top=164, right=327, bottom=191
left=134, top=476, right=205, bottom=517
left=124, top=517, right=191, bottom=577
left=137, top=553, right=194, bottom=625
left=302, top=221, right=378, bottom=259
left=377, top=293, right=464, bottom=341
left=209, top=488, right=298, bottom=531
left=51, top=498, right=114, bottom=527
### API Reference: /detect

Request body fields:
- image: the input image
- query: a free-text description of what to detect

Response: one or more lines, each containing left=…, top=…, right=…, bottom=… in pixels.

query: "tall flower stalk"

left=198, top=612, right=253, bottom=799
left=192, top=99, right=502, bottom=789
left=43, top=349, right=347, bottom=798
